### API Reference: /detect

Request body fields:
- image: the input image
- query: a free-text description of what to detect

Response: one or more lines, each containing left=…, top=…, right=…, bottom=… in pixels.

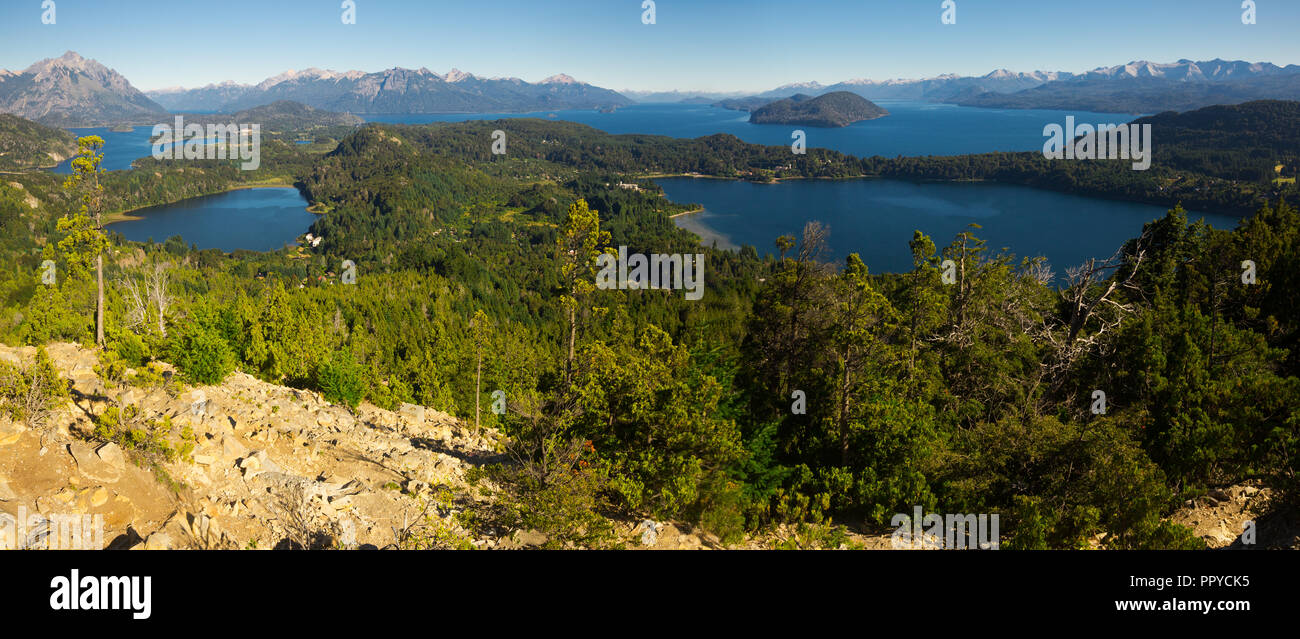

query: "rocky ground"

left=1, top=342, right=1293, bottom=551
left=1170, top=483, right=1298, bottom=549
left=1, top=342, right=509, bottom=550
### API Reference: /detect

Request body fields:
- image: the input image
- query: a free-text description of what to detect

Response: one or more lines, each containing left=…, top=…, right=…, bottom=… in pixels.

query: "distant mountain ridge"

left=741, top=59, right=1300, bottom=113
left=0, top=51, right=168, bottom=126
left=147, top=67, right=633, bottom=114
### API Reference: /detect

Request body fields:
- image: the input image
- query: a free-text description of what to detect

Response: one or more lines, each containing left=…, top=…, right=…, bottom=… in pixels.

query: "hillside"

left=0, top=113, right=76, bottom=171
left=0, top=342, right=501, bottom=550
left=749, top=91, right=889, bottom=127
left=0, top=343, right=837, bottom=550
left=6, top=343, right=1283, bottom=550
left=0, top=51, right=168, bottom=127
left=714, top=95, right=788, bottom=112
left=1, top=109, right=1295, bottom=553
left=1130, top=100, right=1300, bottom=181
left=165, top=101, right=364, bottom=134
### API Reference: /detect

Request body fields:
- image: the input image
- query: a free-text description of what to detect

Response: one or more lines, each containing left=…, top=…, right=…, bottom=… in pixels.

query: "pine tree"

left=57, top=136, right=109, bottom=347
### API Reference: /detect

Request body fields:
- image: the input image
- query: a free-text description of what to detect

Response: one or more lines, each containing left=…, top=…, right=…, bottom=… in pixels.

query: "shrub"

left=109, top=331, right=150, bottom=367
left=0, top=346, right=68, bottom=428
left=169, top=318, right=236, bottom=386
left=317, top=351, right=365, bottom=409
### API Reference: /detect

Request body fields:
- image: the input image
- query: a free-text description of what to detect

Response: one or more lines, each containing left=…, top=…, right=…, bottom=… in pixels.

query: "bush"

left=109, top=331, right=150, bottom=367
left=0, top=347, right=68, bottom=427
left=169, top=318, right=236, bottom=386
left=317, top=351, right=365, bottom=409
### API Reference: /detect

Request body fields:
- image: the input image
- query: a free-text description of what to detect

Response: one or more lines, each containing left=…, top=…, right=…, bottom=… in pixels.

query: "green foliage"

left=93, top=407, right=193, bottom=468
left=0, top=347, right=68, bottom=427
left=5, top=115, right=1296, bottom=548
left=317, top=350, right=365, bottom=409
left=0, top=113, right=77, bottom=171
left=109, top=330, right=150, bottom=367
left=573, top=322, right=746, bottom=525
left=169, top=310, right=237, bottom=386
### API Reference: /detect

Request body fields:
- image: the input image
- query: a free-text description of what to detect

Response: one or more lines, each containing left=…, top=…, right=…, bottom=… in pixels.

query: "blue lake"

left=109, top=188, right=315, bottom=252
left=52, top=126, right=161, bottom=173
left=62, top=102, right=1137, bottom=173
left=63, top=103, right=1212, bottom=257
left=658, top=177, right=1241, bottom=275
left=361, top=101, right=1135, bottom=158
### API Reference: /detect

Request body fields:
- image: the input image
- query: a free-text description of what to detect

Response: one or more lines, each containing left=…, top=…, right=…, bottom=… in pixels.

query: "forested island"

left=748, top=91, right=889, bottom=127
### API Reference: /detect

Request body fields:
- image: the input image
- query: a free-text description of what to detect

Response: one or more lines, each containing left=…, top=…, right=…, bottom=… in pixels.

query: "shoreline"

left=668, top=207, right=704, bottom=219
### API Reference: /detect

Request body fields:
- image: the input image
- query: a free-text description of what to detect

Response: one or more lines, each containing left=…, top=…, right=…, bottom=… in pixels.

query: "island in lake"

left=748, top=91, right=889, bottom=127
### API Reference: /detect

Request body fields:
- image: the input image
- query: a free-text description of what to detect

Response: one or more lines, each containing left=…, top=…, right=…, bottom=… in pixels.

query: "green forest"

left=1, top=109, right=1296, bottom=549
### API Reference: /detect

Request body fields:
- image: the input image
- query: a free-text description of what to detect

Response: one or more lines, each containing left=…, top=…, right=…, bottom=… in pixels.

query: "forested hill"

left=1129, top=100, right=1300, bottom=181
left=305, top=102, right=1299, bottom=219
left=160, top=101, right=364, bottom=139
left=0, top=113, right=76, bottom=171
left=749, top=91, right=890, bottom=127
left=208, top=101, right=363, bottom=131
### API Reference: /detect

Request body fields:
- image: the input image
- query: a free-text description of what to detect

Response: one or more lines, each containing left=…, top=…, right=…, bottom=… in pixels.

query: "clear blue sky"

left=2, top=0, right=1298, bottom=92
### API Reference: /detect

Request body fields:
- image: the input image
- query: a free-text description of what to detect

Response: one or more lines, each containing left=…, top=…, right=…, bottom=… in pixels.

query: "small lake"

left=109, top=187, right=315, bottom=252
left=658, top=177, right=1241, bottom=275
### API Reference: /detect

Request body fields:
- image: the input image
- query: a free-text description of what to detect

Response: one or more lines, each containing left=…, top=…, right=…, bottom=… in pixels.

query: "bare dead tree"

left=119, top=275, right=147, bottom=333
left=1043, top=231, right=1151, bottom=384
left=145, top=261, right=172, bottom=337
left=117, top=260, right=173, bottom=337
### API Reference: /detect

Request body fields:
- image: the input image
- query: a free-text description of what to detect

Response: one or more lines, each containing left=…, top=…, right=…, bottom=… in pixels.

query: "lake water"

left=60, top=102, right=1135, bottom=172
left=52, top=126, right=160, bottom=173
left=109, top=188, right=315, bottom=252
left=658, top=177, right=1241, bottom=275
left=67, top=103, right=1205, bottom=256
left=362, top=101, right=1134, bottom=158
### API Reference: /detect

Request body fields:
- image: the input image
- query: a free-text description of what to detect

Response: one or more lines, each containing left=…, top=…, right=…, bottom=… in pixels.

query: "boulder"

left=221, top=435, right=249, bottom=461
left=398, top=403, right=425, bottom=428
left=68, top=441, right=122, bottom=483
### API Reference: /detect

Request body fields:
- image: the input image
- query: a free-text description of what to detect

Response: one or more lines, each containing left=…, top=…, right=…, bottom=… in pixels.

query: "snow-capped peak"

left=542, top=73, right=581, bottom=85
left=445, top=68, right=476, bottom=82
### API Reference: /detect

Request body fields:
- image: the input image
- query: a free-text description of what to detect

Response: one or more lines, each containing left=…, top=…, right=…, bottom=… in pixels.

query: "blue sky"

left=2, top=0, right=1298, bottom=92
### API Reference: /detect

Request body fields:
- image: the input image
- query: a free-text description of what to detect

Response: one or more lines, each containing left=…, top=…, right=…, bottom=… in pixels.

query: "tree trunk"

left=566, top=305, right=576, bottom=385
left=475, top=348, right=482, bottom=429
left=839, top=358, right=851, bottom=467
left=96, top=254, right=104, bottom=347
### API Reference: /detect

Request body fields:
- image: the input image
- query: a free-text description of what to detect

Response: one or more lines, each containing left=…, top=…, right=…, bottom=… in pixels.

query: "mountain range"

left=682, top=59, right=1300, bottom=114
left=0, top=52, right=633, bottom=127
left=5, top=52, right=1300, bottom=128
left=146, top=67, right=632, bottom=115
